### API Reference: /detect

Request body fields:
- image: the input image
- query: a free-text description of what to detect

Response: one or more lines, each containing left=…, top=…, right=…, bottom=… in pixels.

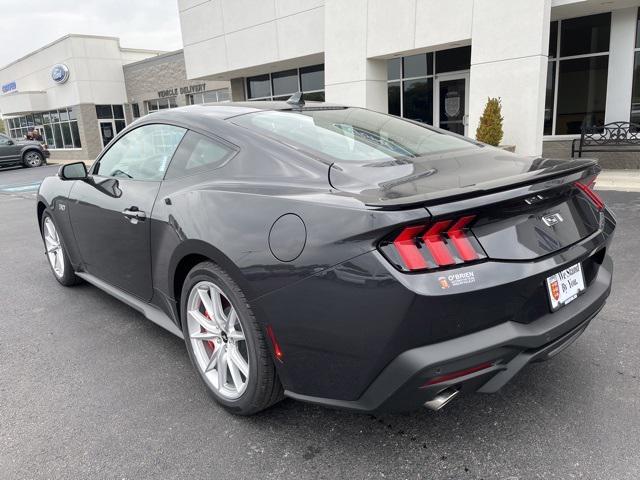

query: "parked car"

left=0, top=133, right=49, bottom=168
left=36, top=98, right=615, bottom=415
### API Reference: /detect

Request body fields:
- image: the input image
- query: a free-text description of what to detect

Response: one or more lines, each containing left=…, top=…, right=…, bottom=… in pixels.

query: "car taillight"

left=383, top=215, right=486, bottom=272
left=575, top=176, right=605, bottom=211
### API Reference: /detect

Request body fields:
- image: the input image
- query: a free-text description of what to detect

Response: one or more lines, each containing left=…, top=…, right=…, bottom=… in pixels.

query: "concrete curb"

left=596, top=170, right=640, bottom=193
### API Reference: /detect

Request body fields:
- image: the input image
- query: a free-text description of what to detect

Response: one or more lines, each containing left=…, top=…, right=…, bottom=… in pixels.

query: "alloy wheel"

left=43, top=217, right=64, bottom=277
left=186, top=281, right=249, bottom=399
left=25, top=151, right=43, bottom=167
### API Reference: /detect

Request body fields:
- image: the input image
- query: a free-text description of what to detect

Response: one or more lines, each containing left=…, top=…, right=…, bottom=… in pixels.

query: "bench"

left=571, top=121, right=640, bottom=158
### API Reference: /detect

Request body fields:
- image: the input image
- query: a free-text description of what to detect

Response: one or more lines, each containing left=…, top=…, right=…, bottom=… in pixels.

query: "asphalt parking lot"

left=0, top=167, right=639, bottom=480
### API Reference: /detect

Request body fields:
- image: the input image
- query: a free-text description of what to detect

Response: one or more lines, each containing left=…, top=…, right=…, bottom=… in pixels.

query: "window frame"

left=5, top=107, right=82, bottom=150
left=544, top=14, right=611, bottom=138
left=91, top=122, right=187, bottom=182
left=163, top=130, right=238, bottom=181
left=631, top=8, right=640, bottom=124
left=387, top=47, right=471, bottom=123
left=245, top=64, right=325, bottom=101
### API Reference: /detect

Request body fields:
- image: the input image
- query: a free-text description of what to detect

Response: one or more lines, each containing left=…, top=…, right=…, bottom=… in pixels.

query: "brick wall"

left=123, top=50, right=229, bottom=113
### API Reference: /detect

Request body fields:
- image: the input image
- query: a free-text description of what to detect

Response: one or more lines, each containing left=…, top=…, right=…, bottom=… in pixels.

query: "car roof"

left=142, top=101, right=348, bottom=122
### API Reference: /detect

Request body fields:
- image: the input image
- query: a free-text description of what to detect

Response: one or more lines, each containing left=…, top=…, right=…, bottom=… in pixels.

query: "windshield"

left=232, top=107, right=478, bottom=162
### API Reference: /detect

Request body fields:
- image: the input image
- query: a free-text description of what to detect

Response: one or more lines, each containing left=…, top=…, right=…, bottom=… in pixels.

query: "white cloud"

left=0, top=0, right=183, bottom=67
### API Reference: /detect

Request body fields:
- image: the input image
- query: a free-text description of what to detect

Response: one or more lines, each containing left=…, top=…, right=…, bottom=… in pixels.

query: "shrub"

left=476, top=97, right=504, bottom=146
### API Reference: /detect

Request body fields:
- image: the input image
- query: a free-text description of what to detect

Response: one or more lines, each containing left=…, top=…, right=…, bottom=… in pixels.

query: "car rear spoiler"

left=364, top=159, right=600, bottom=210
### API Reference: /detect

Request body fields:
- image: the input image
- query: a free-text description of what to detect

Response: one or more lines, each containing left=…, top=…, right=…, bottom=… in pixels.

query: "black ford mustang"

left=37, top=99, right=615, bottom=415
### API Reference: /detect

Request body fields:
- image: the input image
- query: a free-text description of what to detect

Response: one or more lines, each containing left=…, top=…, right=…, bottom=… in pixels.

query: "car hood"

left=327, top=146, right=597, bottom=208
left=15, top=140, right=43, bottom=147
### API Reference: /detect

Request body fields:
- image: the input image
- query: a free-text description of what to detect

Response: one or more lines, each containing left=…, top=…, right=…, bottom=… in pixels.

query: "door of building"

left=435, top=73, right=470, bottom=136
left=99, top=121, right=115, bottom=148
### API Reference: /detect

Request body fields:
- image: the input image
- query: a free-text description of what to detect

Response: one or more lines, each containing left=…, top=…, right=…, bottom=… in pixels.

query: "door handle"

left=123, top=207, right=146, bottom=222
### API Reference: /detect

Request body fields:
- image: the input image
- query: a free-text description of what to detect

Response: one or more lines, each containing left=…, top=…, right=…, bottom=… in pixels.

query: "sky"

left=0, top=0, right=183, bottom=67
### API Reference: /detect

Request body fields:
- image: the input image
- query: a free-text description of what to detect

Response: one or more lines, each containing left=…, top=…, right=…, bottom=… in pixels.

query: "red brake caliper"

left=203, top=310, right=216, bottom=352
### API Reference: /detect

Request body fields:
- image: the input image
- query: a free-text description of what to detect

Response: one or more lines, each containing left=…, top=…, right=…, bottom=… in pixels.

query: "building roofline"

left=0, top=34, right=167, bottom=71
left=122, top=49, right=184, bottom=69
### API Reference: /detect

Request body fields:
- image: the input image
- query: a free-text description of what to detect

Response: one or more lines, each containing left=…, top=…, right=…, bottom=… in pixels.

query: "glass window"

left=34, top=113, right=43, bottom=125
left=303, top=91, right=325, bottom=102
left=44, top=125, right=53, bottom=144
left=560, top=13, right=611, bottom=57
left=632, top=52, right=640, bottom=124
left=96, top=105, right=113, bottom=119
left=115, top=120, right=126, bottom=133
left=637, top=9, right=640, bottom=49
left=96, top=124, right=186, bottom=181
left=53, top=123, right=63, bottom=149
left=272, top=69, right=298, bottom=96
left=165, top=131, right=234, bottom=180
left=202, top=91, right=218, bottom=102
left=112, top=105, right=124, bottom=119
left=132, top=103, right=140, bottom=118
left=247, top=74, right=271, bottom=99
left=549, top=21, right=558, bottom=58
left=403, top=53, right=429, bottom=78
left=300, top=64, right=324, bottom=92
left=436, top=46, right=471, bottom=73
left=232, top=108, right=475, bottom=163
left=544, top=62, right=556, bottom=136
left=59, top=109, right=69, bottom=122
left=388, top=81, right=400, bottom=116
left=68, top=107, right=77, bottom=121
left=70, top=121, right=82, bottom=148
left=60, top=122, right=73, bottom=148
left=217, top=89, right=230, bottom=102
left=556, top=56, right=608, bottom=134
left=387, top=58, right=401, bottom=81
left=402, top=78, right=433, bottom=124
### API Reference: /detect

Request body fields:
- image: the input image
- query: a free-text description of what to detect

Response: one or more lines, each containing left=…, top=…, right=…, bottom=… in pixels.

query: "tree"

left=0, top=117, right=5, bottom=135
left=475, top=97, right=504, bottom=146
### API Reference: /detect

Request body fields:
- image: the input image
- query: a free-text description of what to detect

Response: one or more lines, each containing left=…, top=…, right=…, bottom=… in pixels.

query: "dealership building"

left=2, top=1, right=640, bottom=166
left=178, top=0, right=640, bottom=166
left=0, top=35, right=229, bottom=161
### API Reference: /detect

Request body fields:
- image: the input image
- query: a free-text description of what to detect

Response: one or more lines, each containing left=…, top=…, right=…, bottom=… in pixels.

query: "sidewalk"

left=596, top=170, right=640, bottom=192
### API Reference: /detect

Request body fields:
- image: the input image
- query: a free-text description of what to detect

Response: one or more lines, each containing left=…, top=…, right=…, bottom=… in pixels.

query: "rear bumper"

left=284, top=253, right=612, bottom=412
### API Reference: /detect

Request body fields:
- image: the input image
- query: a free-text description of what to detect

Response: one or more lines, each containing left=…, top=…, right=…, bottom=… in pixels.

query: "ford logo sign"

left=51, top=64, right=70, bottom=84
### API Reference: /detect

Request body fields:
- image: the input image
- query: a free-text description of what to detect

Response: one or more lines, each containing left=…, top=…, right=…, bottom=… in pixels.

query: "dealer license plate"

left=546, top=262, right=586, bottom=311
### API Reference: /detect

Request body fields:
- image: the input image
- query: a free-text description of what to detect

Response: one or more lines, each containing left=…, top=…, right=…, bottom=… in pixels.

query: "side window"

left=0, top=134, right=11, bottom=145
left=164, top=131, right=235, bottom=180
left=96, top=124, right=186, bottom=181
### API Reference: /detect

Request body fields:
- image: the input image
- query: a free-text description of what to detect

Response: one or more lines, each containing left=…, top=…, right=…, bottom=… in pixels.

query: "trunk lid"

left=330, top=147, right=602, bottom=261
left=328, top=146, right=597, bottom=209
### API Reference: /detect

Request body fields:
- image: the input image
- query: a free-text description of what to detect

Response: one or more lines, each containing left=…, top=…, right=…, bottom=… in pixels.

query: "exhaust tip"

left=424, top=387, right=460, bottom=411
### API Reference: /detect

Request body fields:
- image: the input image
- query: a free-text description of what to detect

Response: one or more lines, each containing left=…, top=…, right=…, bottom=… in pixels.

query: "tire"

left=23, top=150, right=44, bottom=168
left=181, top=261, right=283, bottom=415
left=41, top=211, right=82, bottom=286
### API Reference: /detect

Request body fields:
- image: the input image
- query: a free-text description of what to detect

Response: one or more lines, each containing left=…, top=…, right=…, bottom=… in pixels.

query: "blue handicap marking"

left=0, top=182, right=42, bottom=192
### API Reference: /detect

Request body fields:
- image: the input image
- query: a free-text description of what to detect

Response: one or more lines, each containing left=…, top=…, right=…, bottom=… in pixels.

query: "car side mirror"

left=5, top=139, right=13, bottom=145
left=59, top=162, right=88, bottom=180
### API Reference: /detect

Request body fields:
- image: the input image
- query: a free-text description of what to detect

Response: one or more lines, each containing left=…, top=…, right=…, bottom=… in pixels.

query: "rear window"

left=232, top=107, right=477, bottom=162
